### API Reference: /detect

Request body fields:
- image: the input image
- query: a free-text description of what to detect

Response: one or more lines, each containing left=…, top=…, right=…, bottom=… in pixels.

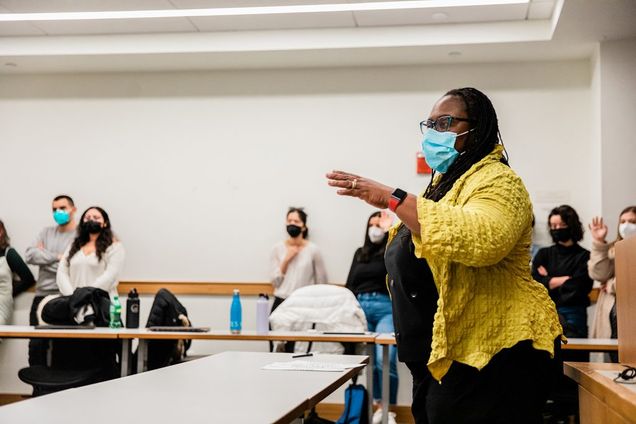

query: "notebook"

left=35, top=324, right=96, bottom=330
left=148, top=326, right=210, bottom=333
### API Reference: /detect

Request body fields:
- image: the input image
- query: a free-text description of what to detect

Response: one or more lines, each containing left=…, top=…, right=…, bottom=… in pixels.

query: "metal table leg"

left=136, top=339, right=147, bottom=373
left=120, top=339, right=130, bottom=377
left=381, top=344, right=390, bottom=424
left=367, top=343, right=374, bottom=420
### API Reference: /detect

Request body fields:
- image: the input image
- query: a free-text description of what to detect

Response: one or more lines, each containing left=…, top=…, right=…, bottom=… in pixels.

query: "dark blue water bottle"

left=126, top=288, right=140, bottom=329
left=230, top=289, right=242, bottom=334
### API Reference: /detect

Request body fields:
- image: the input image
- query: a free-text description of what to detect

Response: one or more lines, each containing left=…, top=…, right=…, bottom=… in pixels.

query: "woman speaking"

left=327, top=87, right=562, bottom=424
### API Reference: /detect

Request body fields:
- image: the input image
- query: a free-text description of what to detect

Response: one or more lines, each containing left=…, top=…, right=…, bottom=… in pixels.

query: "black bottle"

left=125, top=288, right=140, bottom=329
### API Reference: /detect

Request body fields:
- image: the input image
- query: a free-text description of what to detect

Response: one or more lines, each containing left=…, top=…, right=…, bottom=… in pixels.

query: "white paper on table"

left=262, top=361, right=363, bottom=372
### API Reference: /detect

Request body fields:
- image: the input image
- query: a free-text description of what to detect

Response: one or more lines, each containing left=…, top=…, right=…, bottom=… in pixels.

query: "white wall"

left=0, top=59, right=596, bottom=400
left=599, top=37, right=636, bottom=232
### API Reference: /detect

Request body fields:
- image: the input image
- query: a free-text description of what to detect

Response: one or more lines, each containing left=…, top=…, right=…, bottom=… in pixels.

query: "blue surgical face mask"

left=421, top=128, right=472, bottom=174
left=53, top=209, right=70, bottom=226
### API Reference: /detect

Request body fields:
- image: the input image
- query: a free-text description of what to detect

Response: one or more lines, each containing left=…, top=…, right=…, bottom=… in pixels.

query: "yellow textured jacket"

left=388, top=144, right=562, bottom=381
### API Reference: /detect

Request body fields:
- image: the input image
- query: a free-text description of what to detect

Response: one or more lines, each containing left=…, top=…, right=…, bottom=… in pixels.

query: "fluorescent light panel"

left=0, top=0, right=529, bottom=22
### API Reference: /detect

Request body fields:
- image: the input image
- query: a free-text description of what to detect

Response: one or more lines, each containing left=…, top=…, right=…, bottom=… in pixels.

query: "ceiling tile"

left=0, top=0, right=177, bottom=13
left=355, top=4, right=529, bottom=26
left=528, top=0, right=555, bottom=20
left=32, top=17, right=197, bottom=35
left=190, top=12, right=356, bottom=32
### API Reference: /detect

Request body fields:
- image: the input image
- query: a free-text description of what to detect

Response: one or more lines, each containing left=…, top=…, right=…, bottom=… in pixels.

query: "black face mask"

left=286, top=224, right=303, bottom=238
left=83, top=220, right=103, bottom=234
left=550, top=228, right=571, bottom=243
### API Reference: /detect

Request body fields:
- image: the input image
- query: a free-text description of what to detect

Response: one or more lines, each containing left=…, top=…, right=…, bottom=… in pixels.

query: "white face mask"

left=368, top=226, right=385, bottom=244
left=619, top=222, right=636, bottom=239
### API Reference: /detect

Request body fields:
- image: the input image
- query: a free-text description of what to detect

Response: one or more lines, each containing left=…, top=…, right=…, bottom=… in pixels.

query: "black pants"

left=29, top=296, right=48, bottom=366
left=406, top=340, right=559, bottom=424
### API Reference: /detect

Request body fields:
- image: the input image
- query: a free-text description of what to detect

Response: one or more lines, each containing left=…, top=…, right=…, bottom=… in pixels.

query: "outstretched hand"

left=589, top=216, right=608, bottom=243
left=326, top=170, right=393, bottom=209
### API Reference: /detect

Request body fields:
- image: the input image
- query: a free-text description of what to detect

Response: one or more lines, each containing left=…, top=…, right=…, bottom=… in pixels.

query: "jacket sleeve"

left=587, top=241, right=615, bottom=282
left=91, top=243, right=125, bottom=293
left=559, top=251, right=594, bottom=299
left=7, top=248, right=36, bottom=296
left=270, top=245, right=284, bottom=288
left=531, top=248, right=551, bottom=288
left=312, top=247, right=329, bottom=285
left=345, top=249, right=360, bottom=291
left=412, top=170, right=531, bottom=267
left=56, top=247, right=74, bottom=296
left=24, top=230, right=59, bottom=266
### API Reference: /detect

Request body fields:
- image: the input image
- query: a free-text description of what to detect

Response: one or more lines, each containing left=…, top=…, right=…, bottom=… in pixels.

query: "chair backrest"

left=145, top=288, right=192, bottom=370
left=269, top=284, right=367, bottom=353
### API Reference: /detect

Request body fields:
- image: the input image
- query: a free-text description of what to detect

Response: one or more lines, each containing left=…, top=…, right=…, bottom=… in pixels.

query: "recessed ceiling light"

left=0, top=1, right=529, bottom=22
left=432, top=12, right=448, bottom=21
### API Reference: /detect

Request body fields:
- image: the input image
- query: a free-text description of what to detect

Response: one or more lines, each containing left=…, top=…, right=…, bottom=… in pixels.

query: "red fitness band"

left=388, top=188, right=407, bottom=212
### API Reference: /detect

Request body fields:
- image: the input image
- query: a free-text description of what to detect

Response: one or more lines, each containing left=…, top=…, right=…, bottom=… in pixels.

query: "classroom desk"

left=0, top=351, right=368, bottom=424
left=374, top=334, right=619, bottom=424
left=0, top=325, right=131, bottom=377
left=564, top=362, right=636, bottom=424
left=118, top=329, right=377, bottom=418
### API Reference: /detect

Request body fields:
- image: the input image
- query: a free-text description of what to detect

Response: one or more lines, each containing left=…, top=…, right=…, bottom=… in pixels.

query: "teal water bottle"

left=109, top=295, right=122, bottom=328
left=230, top=289, right=242, bottom=334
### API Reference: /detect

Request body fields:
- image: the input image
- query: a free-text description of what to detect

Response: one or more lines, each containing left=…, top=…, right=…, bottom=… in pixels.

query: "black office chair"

left=19, top=338, right=119, bottom=396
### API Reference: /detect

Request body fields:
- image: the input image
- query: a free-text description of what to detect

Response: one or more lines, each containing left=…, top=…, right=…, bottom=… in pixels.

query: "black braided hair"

left=423, top=87, right=508, bottom=202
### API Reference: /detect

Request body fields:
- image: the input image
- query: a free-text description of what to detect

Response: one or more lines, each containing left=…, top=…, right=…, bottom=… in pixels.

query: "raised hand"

left=378, top=210, right=394, bottom=231
left=589, top=216, right=608, bottom=243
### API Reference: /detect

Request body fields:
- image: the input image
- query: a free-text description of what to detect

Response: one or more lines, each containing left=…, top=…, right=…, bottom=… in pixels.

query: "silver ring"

left=351, top=179, right=357, bottom=190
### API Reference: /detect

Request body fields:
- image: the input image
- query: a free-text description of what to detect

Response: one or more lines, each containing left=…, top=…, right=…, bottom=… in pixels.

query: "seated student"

left=588, top=206, right=636, bottom=340
left=0, top=220, right=36, bottom=325
left=345, top=211, right=397, bottom=424
left=56, top=207, right=125, bottom=301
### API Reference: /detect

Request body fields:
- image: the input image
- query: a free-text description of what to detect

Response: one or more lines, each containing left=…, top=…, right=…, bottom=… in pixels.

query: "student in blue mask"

left=327, top=87, right=562, bottom=424
left=22, top=195, right=77, bottom=366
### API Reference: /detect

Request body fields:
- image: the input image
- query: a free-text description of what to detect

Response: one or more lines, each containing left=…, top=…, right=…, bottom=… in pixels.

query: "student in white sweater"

left=57, top=206, right=125, bottom=300
left=270, top=207, right=328, bottom=311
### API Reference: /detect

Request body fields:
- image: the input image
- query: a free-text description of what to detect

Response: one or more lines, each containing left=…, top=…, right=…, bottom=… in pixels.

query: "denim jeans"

left=357, top=292, right=398, bottom=404
left=558, top=305, right=588, bottom=338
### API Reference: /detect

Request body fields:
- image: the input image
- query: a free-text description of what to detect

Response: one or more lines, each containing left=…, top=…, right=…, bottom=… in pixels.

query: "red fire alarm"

left=416, top=152, right=431, bottom=175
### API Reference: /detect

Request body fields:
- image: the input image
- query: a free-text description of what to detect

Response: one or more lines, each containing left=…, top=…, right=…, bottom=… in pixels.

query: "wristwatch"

left=388, top=188, right=407, bottom=212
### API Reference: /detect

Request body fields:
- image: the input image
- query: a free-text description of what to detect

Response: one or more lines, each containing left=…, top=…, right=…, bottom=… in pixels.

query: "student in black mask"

left=56, top=206, right=125, bottom=300
left=269, top=207, right=328, bottom=314
left=532, top=205, right=593, bottom=339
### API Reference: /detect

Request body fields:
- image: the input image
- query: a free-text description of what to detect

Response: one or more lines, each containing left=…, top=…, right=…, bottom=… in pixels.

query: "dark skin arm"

left=325, top=171, right=421, bottom=234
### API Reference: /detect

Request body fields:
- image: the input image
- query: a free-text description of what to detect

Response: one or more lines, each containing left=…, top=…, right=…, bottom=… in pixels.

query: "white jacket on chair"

left=269, top=284, right=367, bottom=354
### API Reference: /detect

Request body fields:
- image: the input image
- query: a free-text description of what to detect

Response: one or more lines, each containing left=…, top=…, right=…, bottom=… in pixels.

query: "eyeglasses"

left=614, top=366, right=636, bottom=384
left=420, top=115, right=473, bottom=133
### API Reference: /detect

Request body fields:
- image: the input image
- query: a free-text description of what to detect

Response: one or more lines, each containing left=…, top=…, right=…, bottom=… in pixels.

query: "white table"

left=0, top=351, right=368, bottom=424
left=118, top=329, right=377, bottom=418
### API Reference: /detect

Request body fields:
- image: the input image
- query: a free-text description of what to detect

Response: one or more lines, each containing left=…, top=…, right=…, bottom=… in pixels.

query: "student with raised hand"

left=23, top=195, right=77, bottom=364
left=270, top=207, right=328, bottom=313
left=327, top=87, right=562, bottom=423
left=0, top=220, right=36, bottom=325
left=345, top=210, right=397, bottom=424
left=588, top=206, right=636, bottom=339
left=532, top=205, right=593, bottom=339
left=57, top=207, right=125, bottom=300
